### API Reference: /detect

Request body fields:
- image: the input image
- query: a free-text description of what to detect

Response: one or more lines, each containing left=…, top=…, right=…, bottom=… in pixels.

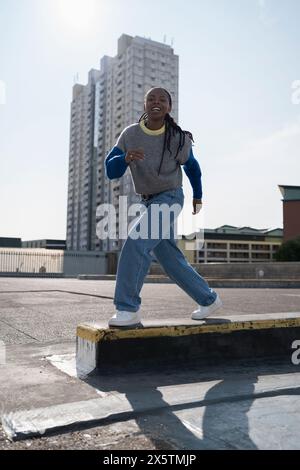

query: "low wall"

left=0, top=248, right=107, bottom=277
left=63, top=251, right=107, bottom=276
left=149, top=261, right=300, bottom=279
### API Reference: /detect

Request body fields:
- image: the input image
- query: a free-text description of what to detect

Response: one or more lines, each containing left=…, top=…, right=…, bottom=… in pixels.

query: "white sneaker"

left=191, top=294, right=223, bottom=320
left=108, top=310, right=141, bottom=327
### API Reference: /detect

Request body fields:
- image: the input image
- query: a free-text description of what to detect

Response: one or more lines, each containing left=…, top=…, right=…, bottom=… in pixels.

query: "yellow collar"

left=140, top=119, right=165, bottom=136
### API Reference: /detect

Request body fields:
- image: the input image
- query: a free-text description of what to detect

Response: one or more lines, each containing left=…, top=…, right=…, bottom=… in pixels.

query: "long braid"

left=139, top=88, right=194, bottom=175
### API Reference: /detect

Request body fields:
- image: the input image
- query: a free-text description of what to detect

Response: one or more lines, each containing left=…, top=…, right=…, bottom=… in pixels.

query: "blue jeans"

left=114, top=186, right=217, bottom=312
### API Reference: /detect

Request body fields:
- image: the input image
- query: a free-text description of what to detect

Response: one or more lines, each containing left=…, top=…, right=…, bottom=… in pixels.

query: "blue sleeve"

left=105, top=146, right=128, bottom=180
left=183, top=148, right=202, bottom=200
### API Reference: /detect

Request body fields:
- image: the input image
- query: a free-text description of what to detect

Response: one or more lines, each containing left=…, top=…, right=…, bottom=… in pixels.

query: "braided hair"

left=139, top=88, right=194, bottom=175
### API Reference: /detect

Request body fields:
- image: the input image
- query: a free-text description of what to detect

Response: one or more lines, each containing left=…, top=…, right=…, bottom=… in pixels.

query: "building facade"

left=177, top=225, right=283, bottom=264
left=279, top=185, right=300, bottom=242
left=66, top=34, right=179, bottom=252
left=0, top=237, right=22, bottom=248
left=22, top=239, right=66, bottom=250
left=66, top=69, right=100, bottom=251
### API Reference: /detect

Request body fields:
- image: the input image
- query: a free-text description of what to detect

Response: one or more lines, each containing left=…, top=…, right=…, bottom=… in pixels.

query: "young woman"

left=105, top=87, right=222, bottom=327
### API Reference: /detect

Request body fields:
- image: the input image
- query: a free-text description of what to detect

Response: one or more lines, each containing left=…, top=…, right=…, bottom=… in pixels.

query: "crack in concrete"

left=0, top=290, right=114, bottom=300
left=0, top=319, right=39, bottom=342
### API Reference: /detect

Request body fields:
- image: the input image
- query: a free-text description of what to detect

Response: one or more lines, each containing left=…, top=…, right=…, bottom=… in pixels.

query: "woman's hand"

left=125, top=149, right=145, bottom=164
left=192, top=199, right=202, bottom=215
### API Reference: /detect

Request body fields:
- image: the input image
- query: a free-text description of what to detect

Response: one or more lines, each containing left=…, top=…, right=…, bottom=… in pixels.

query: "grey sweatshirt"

left=115, top=120, right=192, bottom=195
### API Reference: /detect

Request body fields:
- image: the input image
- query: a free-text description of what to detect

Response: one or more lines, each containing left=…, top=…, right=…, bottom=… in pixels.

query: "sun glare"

left=57, top=0, right=98, bottom=32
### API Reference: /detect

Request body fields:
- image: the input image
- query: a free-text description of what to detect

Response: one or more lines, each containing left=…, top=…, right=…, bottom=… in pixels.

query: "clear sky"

left=0, top=0, right=300, bottom=240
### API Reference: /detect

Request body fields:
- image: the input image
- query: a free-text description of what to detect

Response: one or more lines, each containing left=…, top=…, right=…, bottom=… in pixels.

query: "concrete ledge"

left=76, top=313, right=300, bottom=375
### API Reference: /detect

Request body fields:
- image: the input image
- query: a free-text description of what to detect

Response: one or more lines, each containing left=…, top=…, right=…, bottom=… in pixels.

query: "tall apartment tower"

left=66, top=34, right=179, bottom=252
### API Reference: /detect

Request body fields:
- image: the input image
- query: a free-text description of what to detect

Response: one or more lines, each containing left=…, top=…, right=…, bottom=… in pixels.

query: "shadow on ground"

left=79, top=360, right=273, bottom=449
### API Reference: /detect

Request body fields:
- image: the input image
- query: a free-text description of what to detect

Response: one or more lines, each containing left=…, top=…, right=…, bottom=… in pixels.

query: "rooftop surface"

left=1, top=277, right=300, bottom=449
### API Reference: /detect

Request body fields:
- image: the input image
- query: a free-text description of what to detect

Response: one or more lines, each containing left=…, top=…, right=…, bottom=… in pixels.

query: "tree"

left=274, top=236, right=300, bottom=261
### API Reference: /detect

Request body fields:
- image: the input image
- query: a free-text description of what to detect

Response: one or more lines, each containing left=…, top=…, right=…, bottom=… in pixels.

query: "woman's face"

left=144, top=88, right=172, bottom=120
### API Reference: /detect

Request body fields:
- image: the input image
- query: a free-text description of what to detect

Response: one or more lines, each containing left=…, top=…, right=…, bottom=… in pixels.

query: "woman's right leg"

left=113, top=188, right=184, bottom=313
left=113, top=234, right=153, bottom=313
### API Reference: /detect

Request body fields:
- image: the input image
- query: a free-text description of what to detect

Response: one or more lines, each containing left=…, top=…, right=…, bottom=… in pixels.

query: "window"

left=207, top=252, right=227, bottom=258
left=252, top=244, right=270, bottom=251
left=251, top=253, right=271, bottom=259
left=230, top=243, right=249, bottom=250
left=207, top=242, right=227, bottom=249
left=230, top=252, right=249, bottom=259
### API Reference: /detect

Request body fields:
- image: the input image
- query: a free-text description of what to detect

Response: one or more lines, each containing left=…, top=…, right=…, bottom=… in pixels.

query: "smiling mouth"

left=151, top=107, right=162, bottom=112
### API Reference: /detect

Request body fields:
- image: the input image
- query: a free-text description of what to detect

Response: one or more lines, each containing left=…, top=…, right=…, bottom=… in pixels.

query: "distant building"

left=22, top=239, right=66, bottom=250
left=0, top=237, right=22, bottom=248
left=278, top=185, right=300, bottom=242
left=66, top=69, right=101, bottom=252
left=177, top=225, right=283, bottom=264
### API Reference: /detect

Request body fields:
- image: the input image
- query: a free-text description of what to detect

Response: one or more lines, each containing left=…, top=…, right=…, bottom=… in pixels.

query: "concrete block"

left=76, top=313, right=300, bottom=375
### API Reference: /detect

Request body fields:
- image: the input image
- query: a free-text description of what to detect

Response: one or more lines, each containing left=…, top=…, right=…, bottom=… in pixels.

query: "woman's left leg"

left=152, top=234, right=217, bottom=306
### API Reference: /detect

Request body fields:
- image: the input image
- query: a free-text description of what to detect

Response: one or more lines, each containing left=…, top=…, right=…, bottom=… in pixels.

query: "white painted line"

left=46, top=353, right=107, bottom=397
left=76, top=336, right=97, bottom=377
left=2, top=395, right=132, bottom=440
left=46, top=353, right=79, bottom=378
left=181, top=418, right=204, bottom=439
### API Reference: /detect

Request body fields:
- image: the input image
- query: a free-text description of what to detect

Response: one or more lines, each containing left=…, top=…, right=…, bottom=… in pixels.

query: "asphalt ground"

left=1, top=277, right=300, bottom=345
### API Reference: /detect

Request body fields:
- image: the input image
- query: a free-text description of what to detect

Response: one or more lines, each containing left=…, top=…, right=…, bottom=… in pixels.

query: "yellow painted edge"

left=77, top=317, right=300, bottom=343
left=76, top=325, right=105, bottom=342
